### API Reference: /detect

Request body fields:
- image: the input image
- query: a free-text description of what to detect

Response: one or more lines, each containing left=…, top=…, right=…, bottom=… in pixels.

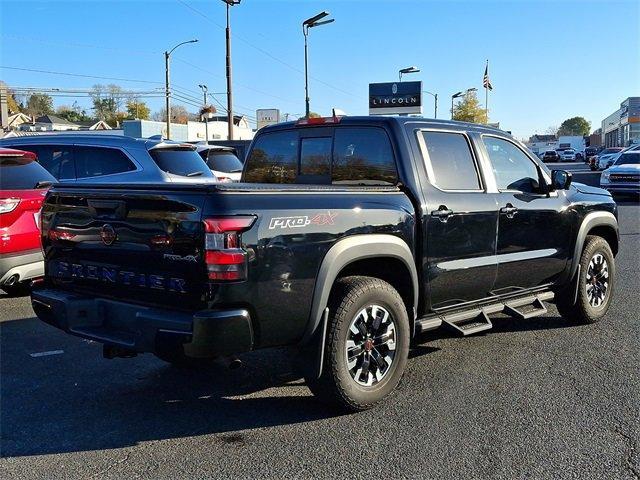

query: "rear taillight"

left=48, top=229, right=76, bottom=241
left=0, top=198, right=20, bottom=214
left=204, top=216, right=256, bottom=281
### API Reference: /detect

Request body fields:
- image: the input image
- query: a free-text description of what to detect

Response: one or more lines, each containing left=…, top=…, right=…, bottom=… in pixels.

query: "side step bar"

left=415, top=291, right=554, bottom=337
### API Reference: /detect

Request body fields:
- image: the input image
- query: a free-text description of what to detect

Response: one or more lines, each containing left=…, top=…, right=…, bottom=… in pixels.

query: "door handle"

left=431, top=205, right=453, bottom=222
left=500, top=204, right=518, bottom=218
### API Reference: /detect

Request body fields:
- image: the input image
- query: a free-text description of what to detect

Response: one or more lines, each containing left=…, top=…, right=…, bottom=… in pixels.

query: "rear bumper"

left=0, top=250, right=44, bottom=285
left=31, top=288, right=253, bottom=358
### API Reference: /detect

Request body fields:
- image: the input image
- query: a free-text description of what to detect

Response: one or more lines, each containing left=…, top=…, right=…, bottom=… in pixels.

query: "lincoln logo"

left=100, top=224, right=117, bottom=246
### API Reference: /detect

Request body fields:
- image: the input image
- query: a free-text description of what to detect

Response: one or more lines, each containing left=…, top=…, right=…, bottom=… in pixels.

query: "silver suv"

left=0, top=134, right=217, bottom=183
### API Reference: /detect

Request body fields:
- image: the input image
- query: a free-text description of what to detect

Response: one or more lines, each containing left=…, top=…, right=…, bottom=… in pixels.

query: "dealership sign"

left=369, top=81, right=422, bottom=115
left=257, top=109, right=280, bottom=130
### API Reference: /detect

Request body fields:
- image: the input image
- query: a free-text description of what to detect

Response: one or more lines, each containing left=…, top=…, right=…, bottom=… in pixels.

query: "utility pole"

left=223, top=0, right=241, bottom=140
left=164, top=39, right=198, bottom=140
left=199, top=84, right=209, bottom=143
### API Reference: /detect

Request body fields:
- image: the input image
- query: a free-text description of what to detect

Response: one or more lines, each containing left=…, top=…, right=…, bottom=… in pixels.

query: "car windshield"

left=204, top=151, right=243, bottom=173
left=614, top=152, right=640, bottom=165
left=0, top=155, right=56, bottom=189
left=150, top=148, right=215, bottom=177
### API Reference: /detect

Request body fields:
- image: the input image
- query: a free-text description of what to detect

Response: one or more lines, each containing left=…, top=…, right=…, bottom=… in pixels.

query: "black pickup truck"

left=32, top=116, right=619, bottom=411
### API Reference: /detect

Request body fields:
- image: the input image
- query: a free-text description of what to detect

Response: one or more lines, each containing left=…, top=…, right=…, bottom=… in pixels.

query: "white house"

left=18, top=114, right=80, bottom=132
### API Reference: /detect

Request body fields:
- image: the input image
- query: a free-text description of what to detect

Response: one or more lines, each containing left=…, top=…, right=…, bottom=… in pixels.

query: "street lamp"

left=423, top=90, right=438, bottom=118
left=222, top=0, right=241, bottom=140
left=199, top=84, right=209, bottom=143
left=303, top=11, right=334, bottom=118
left=451, top=88, right=477, bottom=120
left=164, top=39, right=198, bottom=139
left=399, top=66, right=420, bottom=82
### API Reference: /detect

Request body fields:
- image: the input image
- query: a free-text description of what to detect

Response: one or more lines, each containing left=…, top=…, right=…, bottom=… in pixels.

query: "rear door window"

left=0, top=156, right=56, bottom=189
left=74, top=146, right=137, bottom=178
left=150, top=148, right=215, bottom=178
left=420, top=131, right=482, bottom=190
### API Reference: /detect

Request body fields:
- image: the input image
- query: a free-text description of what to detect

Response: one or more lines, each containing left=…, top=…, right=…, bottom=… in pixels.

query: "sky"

left=1, top=0, right=639, bottom=139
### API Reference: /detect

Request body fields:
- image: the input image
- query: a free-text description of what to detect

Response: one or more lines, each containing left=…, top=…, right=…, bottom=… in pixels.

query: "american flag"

left=483, top=63, right=493, bottom=90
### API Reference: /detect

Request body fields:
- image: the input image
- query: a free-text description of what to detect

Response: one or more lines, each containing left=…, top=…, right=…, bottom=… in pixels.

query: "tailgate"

left=41, top=186, right=209, bottom=310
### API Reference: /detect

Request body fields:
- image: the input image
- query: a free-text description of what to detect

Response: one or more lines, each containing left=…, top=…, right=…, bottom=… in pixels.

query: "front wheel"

left=306, top=276, right=410, bottom=412
left=556, top=235, right=615, bottom=324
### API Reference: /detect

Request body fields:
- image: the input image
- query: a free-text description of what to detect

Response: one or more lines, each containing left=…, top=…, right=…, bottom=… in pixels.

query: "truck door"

left=416, top=129, right=499, bottom=310
left=479, top=135, right=572, bottom=291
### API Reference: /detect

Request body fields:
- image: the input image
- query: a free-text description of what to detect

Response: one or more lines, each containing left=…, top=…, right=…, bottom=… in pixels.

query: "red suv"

left=0, top=148, right=55, bottom=295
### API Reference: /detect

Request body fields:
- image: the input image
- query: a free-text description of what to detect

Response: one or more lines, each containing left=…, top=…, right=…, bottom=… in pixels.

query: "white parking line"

left=29, top=350, right=64, bottom=358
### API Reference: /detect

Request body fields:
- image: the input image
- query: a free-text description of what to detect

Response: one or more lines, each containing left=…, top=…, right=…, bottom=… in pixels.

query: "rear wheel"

left=306, top=276, right=410, bottom=412
left=556, top=235, right=615, bottom=324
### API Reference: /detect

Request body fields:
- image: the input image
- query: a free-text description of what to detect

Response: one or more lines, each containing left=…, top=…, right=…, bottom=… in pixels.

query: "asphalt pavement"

left=1, top=164, right=638, bottom=479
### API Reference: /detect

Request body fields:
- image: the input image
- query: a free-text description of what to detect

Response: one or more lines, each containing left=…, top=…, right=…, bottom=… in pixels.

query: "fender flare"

left=568, top=211, right=618, bottom=279
left=301, top=234, right=419, bottom=344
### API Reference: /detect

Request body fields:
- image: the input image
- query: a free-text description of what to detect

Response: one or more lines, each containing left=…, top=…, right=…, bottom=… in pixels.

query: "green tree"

left=557, top=117, right=591, bottom=136
left=452, top=91, right=487, bottom=124
left=90, top=84, right=125, bottom=126
left=125, top=99, right=150, bottom=120
left=56, top=102, right=93, bottom=123
left=24, top=93, right=54, bottom=117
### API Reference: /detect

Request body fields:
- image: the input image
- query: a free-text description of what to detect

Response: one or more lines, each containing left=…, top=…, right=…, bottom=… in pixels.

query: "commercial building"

left=601, top=97, right=640, bottom=147
left=122, top=117, right=254, bottom=142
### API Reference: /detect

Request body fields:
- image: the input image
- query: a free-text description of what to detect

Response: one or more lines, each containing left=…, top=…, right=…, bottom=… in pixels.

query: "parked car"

left=31, top=116, right=619, bottom=411
left=196, top=145, right=243, bottom=182
left=600, top=150, right=640, bottom=196
left=205, top=140, right=252, bottom=162
left=0, top=148, right=56, bottom=295
left=0, top=134, right=218, bottom=183
left=542, top=150, right=562, bottom=162
left=560, top=148, right=577, bottom=161
left=595, top=147, right=624, bottom=171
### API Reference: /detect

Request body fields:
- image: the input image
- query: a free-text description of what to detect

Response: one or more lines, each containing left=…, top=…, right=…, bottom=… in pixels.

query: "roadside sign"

left=369, top=81, right=422, bottom=115
left=257, top=109, right=280, bottom=129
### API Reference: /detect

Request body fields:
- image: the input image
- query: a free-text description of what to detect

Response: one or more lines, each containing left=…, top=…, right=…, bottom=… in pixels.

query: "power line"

left=0, top=65, right=164, bottom=85
left=175, top=0, right=355, bottom=98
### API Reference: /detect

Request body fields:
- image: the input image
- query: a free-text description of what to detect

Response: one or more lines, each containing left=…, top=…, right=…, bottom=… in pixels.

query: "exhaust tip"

left=4, top=274, right=19, bottom=286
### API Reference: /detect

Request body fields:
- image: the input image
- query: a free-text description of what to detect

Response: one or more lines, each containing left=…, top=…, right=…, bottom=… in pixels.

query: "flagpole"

left=485, top=59, right=489, bottom=124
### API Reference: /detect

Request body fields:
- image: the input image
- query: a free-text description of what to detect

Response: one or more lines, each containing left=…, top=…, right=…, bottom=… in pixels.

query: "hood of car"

left=607, top=164, right=640, bottom=173
left=572, top=182, right=611, bottom=196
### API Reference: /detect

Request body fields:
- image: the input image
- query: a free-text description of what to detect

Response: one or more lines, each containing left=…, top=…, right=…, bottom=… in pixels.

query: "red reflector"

left=204, top=216, right=256, bottom=233
left=205, top=250, right=245, bottom=265
left=208, top=270, right=243, bottom=281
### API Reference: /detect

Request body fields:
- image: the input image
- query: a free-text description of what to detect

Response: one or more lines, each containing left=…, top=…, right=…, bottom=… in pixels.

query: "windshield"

left=150, top=148, right=214, bottom=177
left=601, top=148, right=623, bottom=155
left=614, top=153, right=640, bottom=165
left=205, top=151, right=243, bottom=173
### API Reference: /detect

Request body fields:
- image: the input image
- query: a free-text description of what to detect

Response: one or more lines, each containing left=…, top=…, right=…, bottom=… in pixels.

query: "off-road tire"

left=556, top=235, right=615, bottom=324
left=306, top=276, right=410, bottom=412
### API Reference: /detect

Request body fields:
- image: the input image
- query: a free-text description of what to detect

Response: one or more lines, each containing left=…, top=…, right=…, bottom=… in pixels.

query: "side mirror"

left=551, top=169, right=572, bottom=190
